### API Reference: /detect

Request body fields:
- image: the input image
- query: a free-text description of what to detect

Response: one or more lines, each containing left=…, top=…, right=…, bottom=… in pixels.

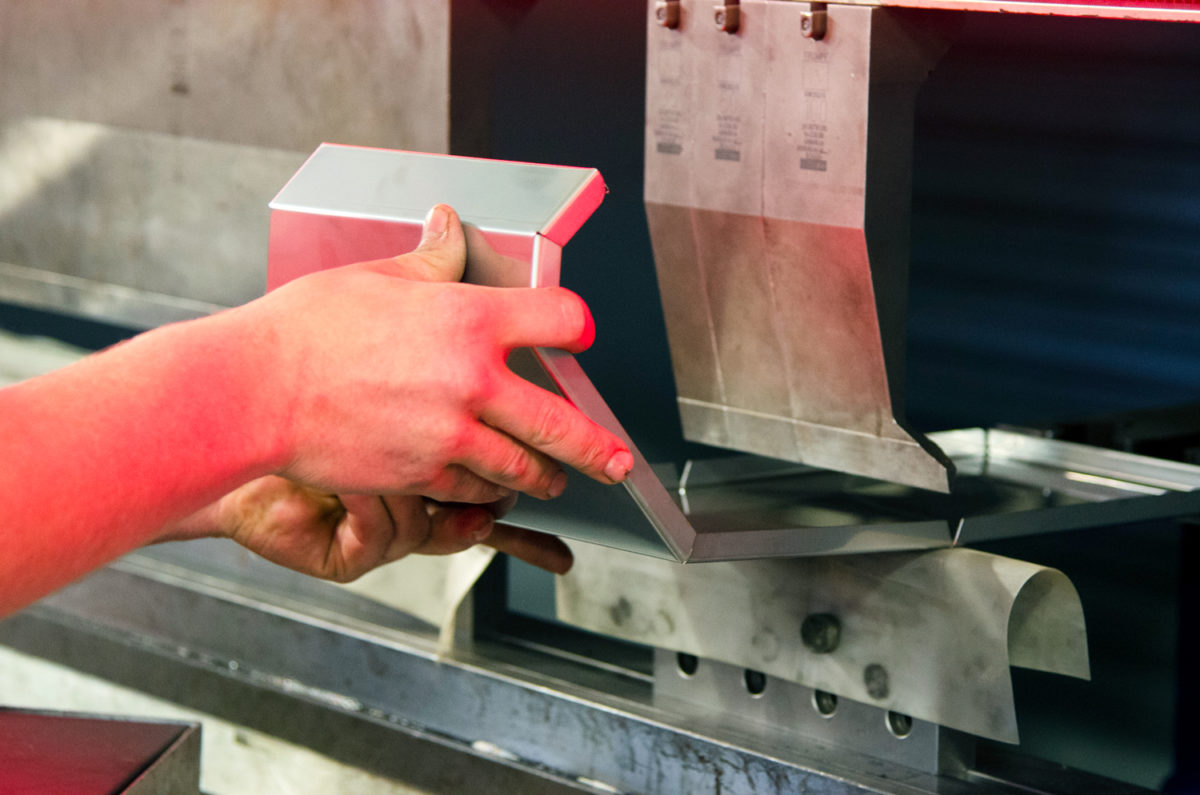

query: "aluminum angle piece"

left=267, top=146, right=689, bottom=561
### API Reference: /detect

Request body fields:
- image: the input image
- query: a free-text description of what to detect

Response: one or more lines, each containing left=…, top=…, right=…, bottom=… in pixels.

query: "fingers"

left=419, top=463, right=516, bottom=505
left=337, top=494, right=572, bottom=578
left=365, top=204, right=468, bottom=283
left=410, top=501, right=494, bottom=556
left=482, top=376, right=633, bottom=485
left=336, top=493, right=412, bottom=573
left=487, top=287, right=596, bottom=352
left=484, top=492, right=519, bottom=519
left=485, top=525, right=574, bottom=575
left=415, top=504, right=574, bottom=575
left=453, top=422, right=566, bottom=500
left=337, top=494, right=460, bottom=573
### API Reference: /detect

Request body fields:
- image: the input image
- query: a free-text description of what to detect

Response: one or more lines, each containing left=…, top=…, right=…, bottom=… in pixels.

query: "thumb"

left=401, top=203, right=467, bottom=283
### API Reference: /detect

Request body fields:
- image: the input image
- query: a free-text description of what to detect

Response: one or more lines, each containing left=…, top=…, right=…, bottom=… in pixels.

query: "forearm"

left=0, top=307, right=284, bottom=614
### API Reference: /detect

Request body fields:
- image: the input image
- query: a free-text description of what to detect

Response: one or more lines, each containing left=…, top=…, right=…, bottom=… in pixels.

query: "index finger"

left=483, top=286, right=596, bottom=353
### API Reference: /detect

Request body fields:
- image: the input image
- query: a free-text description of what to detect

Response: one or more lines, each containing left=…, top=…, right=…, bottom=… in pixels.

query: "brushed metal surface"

left=644, top=1, right=955, bottom=491
left=558, top=542, right=1089, bottom=743
left=0, top=1, right=450, bottom=152
left=0, top=1, right=450, bottom=326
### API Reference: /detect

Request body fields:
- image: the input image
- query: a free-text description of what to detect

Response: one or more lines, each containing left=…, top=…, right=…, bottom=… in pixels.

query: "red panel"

left=0, top=711, right=184, bottom=794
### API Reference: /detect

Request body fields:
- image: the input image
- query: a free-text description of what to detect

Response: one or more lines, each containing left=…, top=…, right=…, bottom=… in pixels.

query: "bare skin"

left=0, top=205, right=627, bottom=614
left=165, top=476, right=574, bottom=583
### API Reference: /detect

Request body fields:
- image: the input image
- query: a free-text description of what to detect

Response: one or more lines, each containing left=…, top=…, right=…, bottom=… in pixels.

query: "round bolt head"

left=800, top=613, right=841, bottom=654
left=864, top=663, right=890, bottom=700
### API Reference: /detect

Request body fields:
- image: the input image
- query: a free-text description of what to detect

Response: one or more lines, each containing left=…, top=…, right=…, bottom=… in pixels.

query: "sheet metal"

left=679, top=428, right=1200, bottom=558
left=645, top=1, right=955, bottom=492
left=557, top=542, right=1089, bottom=743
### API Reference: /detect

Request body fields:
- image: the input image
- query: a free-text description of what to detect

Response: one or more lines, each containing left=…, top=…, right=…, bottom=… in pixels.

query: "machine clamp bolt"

left=800, top=4, right=828, bottom=40
left=656, top=0, right=681, bottom=29
left=801, top=612, right=841, bottom=654
left=714, top=3, right=740, bottom=33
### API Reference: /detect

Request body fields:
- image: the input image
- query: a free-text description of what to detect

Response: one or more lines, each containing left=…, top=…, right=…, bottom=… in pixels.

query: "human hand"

left=246, top=204, right=634, bottom=503
left=166, top=475, right=572, bottom=580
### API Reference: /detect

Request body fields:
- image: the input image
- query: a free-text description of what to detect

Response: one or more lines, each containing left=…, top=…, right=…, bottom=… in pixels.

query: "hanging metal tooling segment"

left=646, top=0, right=955, bottom=491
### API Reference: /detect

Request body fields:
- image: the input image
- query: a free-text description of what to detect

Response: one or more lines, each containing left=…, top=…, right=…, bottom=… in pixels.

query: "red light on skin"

left=578, top=302, right=597, bottom=351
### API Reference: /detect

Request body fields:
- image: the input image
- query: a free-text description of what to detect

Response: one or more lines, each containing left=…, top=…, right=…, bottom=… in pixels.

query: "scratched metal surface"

left=556, top=542, right=1089, bottom=744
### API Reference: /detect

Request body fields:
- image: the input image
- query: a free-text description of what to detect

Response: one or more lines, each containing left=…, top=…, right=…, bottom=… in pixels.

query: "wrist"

left=155, top=497, right=229, bottom=543
left=204, top=301, right=297, bottom=480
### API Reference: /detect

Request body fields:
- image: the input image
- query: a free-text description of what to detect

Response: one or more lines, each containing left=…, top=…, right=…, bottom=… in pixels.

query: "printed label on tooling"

left=714, top=112, right=742, bottom=161
left=712, top=38, right=744, bottom=163
left=799, top=51, right=829, bottom=172
left=651, top=37, right=686, bottom=156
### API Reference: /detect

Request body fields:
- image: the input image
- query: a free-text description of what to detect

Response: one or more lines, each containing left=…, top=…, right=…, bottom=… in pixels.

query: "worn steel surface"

left=0, top=118, right=303, bottom=322
left=653, top=650, right=976, bottom=776
left=0, top=0, right=450, bottom=327
left=2, top=544, right=1152, bottom=793
left=557, top=542, right=1089, bottom=743
left=645, top=0, right=954, bottom=491
left=9, top=556, right=1002, bottom=795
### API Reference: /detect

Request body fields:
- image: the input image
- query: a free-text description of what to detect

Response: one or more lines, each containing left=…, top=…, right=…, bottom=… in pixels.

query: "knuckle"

left=529, top=398, right=571, bottom=448
left=556, top=289, right=590, bottom=343
left=579, top=438, right=613, bottom=473
left=495, top=444, right=533, bottom=486
left=424, top=470, right=456, bottom=501
left=330, top=567, right=364, bottom=585
left=461, top=367, right=499, bottom=409
left=471, top=481, right=508, bottom=505
left=435, top=286, right=489, bottom=335
left=433, top=416, right=474, bottom=466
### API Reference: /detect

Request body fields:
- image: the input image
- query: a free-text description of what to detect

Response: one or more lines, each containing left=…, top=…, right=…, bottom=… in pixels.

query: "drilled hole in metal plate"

left=743, top=669, right=767, bottom=696
left=887, top=710, right=913, bottom=739
left=812, top=689, right=838, bottom=718
left=676, top=652, right=699, bottom=678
